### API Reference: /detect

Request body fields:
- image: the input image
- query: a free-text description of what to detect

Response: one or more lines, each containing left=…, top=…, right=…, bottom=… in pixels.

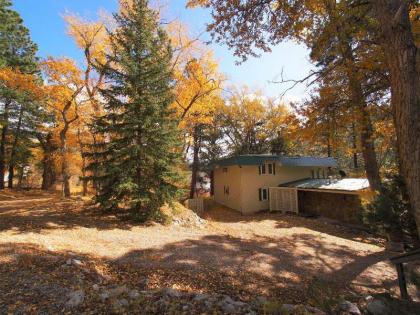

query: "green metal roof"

left=213, top=154, right=338, bottom=168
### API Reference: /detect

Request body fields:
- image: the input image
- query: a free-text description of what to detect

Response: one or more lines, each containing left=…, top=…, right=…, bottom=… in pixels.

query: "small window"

left=258, top=188, right=269, bottom=201
left=259, top=163, right=276, bottom=175
left=222, top=167, right=228, bottom=173
left=224, top=185, right=229, bottom=195
left=322, top=169, right=325, bottom=179
left=311, top=170, right=315, bottom=178
left=223, top=186, right=229, bottom=196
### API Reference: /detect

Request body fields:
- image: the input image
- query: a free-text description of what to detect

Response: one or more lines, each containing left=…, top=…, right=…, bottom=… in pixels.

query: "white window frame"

left=258, top=187, right=269, bottom=201
left=259, top=162, right=276, bottom=176
left=224, top=185, right=230, bottom=196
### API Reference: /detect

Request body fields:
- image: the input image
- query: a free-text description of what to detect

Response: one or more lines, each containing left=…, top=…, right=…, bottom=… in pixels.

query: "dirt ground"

left=0, top=190, right=406, bottom=313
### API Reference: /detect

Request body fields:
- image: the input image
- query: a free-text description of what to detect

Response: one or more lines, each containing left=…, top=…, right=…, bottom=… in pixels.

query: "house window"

left=224, top=185, right=229, bottom=195
left=258, top=188, right=269, bottom=201
left=259, top=163, right=276, bottom=175
left=222, top=167, right=228, bottom=173
left=311, top=170, right=315, bottom=178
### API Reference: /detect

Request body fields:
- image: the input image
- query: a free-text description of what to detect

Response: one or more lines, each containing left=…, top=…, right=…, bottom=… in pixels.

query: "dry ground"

left=0, top=190, right=404, bottom=314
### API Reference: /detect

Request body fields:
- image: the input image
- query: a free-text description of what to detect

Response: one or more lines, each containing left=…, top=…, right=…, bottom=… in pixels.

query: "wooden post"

left=395, top=263, right=410, bottom=300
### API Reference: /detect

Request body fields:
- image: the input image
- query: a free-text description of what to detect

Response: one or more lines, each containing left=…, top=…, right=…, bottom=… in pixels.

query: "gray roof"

left=213, top=154, right=338, bottom=168
left=281, top=178, right=370, bottom=192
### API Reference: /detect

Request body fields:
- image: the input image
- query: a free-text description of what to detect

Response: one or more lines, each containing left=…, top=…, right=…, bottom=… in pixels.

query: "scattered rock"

left=220, top=302, right=236, bottom=314
left=193, top=293, right=210, bottom=302
left=280, top=304, right=295, bottom=313
left=119, top=298, right=129, bottom=307
left=366, top=298, right=391, bottom=315
left=339, top=301, right=361, bottom=315
left=128, top=289, right=140, bottom=299
left=66, top=258, right=83, bottom=266
left=99, top=291, right=110, bottom=301
left=65, top=290, right=85, bottom=308
left=92, top=284, right=100, bottom=291
left=161, top=287, right=181, bottom=298
left=305, top=305, right=326, bottom=314
left=108, top=285, right=129, bottom=297
left=255, top=296, right=268, bottom=305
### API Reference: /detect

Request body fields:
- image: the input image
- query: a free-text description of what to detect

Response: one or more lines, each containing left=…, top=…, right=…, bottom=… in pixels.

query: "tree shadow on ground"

left=113, top=233, right=397, bottom=303
left=203, top=203, right=381, bottom=245
left=0, top=191, right=135, bottom=233
left=0, top=231, right=403, bottom=314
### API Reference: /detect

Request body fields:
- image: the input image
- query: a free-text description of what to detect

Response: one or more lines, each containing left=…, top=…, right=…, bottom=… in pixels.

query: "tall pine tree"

left=86, top=0, right=183, bottom=221
left=0, top=0, right=39, bottom=189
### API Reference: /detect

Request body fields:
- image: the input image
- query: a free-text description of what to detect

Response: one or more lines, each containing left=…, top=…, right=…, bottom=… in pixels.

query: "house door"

left=269, top=187, right=298, bottom=213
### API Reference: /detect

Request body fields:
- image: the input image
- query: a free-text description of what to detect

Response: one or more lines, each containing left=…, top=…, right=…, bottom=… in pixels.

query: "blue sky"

left=13, top=0, right=313, bottom=100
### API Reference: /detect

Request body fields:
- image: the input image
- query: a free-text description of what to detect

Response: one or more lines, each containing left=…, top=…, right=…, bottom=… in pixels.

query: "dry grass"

left=0, top=190, right=402, bottom=313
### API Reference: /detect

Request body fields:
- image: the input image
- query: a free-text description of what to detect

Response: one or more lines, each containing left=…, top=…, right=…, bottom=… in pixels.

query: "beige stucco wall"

left=214, top=162, right=329, bottom=215
left=213, top=165, right=243, bottom=211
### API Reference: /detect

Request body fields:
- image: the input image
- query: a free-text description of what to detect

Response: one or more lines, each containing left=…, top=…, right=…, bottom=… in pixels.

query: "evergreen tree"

left=86, top=0, right=184, bottom=221
left=0, top=0, right=37, bottom=72
left=0, top=0, right=39, bottom=189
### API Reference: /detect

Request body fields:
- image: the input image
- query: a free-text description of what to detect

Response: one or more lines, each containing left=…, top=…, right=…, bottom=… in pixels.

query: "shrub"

left=363, top=175, right=418, bottom=243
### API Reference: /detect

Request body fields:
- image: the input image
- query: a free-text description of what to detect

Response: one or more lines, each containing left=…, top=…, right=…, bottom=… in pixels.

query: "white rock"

left=92, top=284, right=100, bottom=291
left=65, top=290, right=85, bottom=308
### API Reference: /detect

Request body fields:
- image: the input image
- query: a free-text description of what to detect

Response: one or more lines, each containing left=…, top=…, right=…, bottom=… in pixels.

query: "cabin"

left=212, top=154, right=369, bottom=222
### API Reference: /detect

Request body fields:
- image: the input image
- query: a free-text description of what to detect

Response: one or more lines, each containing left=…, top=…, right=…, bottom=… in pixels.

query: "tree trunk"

left=210, top=170, right=214, bottom=196
left=81, top=157, right=88, bottom=196
left=8, top=105, right=24, bottom=189
left=189, top=125, right=201, bottom=199
left=17, top=167, right=24, bottom=189
left=60, top=127, right=71, bottom=197
left=326, top=136, right=332, bottom=157
left=372, top=0, right=420, bottom=236
left=41, top=133, right=57, bottom=190
left=351, top=121, right=358, bottom=169
left=342, top=44, right=382, bottom=191
left=0, top=100, right=10, bottom=189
